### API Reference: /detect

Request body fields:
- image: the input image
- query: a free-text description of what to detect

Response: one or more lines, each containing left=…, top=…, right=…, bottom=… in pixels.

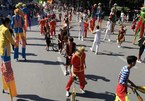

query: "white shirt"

left=106, top=20, right=112, bottom=30
left=121, top=12, right=124, bottom=18
left=94, top=29, right=101, bottom=44
left=79, top=20, right=84, bottom=30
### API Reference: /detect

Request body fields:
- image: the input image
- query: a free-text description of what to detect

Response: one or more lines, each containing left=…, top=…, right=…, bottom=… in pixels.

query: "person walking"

left=137, top=34, right=145, bottom=63
left=66, top=46, right=86, bottom=97
left=11, top=9, right=26, bottom=61
left=0, top=17, right=17, bottom=101
left=103, top=16, right=112, bottom=42
left=115, top=55, right=137, bottom=101
left=65, top=37, right=76, bottom=76
left=90, top=25, right=102, bottom=55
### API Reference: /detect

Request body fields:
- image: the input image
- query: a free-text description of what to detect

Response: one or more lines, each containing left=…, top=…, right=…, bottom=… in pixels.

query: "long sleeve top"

left=0, top=25, right=15, bottom=56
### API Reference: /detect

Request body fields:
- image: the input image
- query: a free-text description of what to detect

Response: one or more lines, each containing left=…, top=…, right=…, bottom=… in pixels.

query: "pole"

left=144, top=0, right=145, bottom=6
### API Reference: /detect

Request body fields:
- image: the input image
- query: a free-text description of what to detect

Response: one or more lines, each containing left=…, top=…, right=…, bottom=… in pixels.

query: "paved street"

left=0, top=13, right=145, bottom=101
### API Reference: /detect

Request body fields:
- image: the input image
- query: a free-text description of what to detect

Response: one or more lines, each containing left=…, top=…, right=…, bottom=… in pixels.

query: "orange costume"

left=84, top=21, right=89, bottom=37
left=89, top=18, right=95, bottom=32
left=39, top=19, right=46, bottom=35
left=49, top=19, right=56, bottom=36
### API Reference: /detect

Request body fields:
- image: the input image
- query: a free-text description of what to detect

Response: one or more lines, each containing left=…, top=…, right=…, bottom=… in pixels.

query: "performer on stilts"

left=0, top=17, right=17, bottom=101
left=11, top=9, right=26, bottom=61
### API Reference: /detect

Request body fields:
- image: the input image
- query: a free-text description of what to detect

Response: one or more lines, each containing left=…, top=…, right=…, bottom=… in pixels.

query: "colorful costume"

left=49, top=19, right=56, bottom=36
left=84, top=21, right=89, bottom=37
left=89, top=18, right=95, bottom=32
left=66, top=52, right=86, bottom=91
left=0, top=25, right=17, bottom=100
left=39, top=19, right=46, bottom=35
left=133, top=7, right=145, bottom=44
left=11, top=9, right=26, bottom=60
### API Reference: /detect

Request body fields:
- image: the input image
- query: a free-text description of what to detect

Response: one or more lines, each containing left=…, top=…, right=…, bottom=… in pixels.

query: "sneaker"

left=66, top=91, right=69, bottom=97
left=80, top=89, right=85, bottom=94
left=108, top=39, right=111, bottom=42
left=90, top=48, right=93, bottom=52
left=137, top=60, right=142, bottom=63
left=64, top=71, right=69, bottom=76
left=95, top=52, right=98, bottom=55
left=118, top=45, right=121, bottom=48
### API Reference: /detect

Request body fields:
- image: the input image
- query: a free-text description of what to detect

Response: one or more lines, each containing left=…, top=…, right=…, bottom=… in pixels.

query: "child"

left=115, top=55, right=137, bottom=101
left=103, top=16, right=112, bottom=42
left=90, top=25, right=102, bottom=54
left=117, top=24, right=126, bottom=48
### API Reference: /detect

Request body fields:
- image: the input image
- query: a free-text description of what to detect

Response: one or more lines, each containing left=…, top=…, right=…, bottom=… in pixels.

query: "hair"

left=1, top=17, right=11, bottom=25
left=126, top=55, right=137, bottom=64
left=69, top=37, right=74, bottom=42
left=96, top=25, right=99, bottom=29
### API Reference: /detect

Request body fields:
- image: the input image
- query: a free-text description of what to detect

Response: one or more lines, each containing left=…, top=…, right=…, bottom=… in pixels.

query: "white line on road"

left=118, top=56, right=138, bottom=69
left=57, top=57, right=66, bottom=75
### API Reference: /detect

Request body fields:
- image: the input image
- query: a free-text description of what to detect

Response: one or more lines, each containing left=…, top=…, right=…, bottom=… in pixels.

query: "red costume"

left=49, top=20, right=56, bottom=36
left=84, top=21, right=89, bottom=37
left=66, top=52, right=86, bottom=91
left=39, top=19, right=46, bottom=35
left=89, top=18, right=95, bottom=32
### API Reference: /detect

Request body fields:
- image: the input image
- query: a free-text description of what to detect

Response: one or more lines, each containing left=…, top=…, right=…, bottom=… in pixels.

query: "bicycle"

left=50, top=36, right=58, bottom=51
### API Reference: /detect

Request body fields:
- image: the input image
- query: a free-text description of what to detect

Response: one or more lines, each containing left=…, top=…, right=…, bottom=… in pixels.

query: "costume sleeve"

left=4, top=29, right=15, bottom=45
left=11, top=17, right=14, bottom=28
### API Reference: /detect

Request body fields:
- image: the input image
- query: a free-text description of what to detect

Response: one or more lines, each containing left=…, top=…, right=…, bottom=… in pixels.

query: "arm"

left=4, top=29, right=16, bottom=45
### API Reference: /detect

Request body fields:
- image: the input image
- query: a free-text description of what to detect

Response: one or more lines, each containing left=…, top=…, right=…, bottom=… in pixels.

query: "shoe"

left=64, top=71, right=69, bottom=76
left=90, top=48, right=93, bottom=52
left=137, top=60, right=142, bottom=63
left=66, top=91, right=70, bottom=97
left=80, top=89, right=85, bottom=94
left=118, top=45, right=121, bottom=48
left=108, top=39, right=111, bottom=42
left=95, top=52, right=98, bottom=55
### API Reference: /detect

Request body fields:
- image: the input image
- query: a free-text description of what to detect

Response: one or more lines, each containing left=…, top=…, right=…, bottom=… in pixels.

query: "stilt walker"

left=0, top=18, right=17, bottom=101
left=11, top=9, right=26, bottom=61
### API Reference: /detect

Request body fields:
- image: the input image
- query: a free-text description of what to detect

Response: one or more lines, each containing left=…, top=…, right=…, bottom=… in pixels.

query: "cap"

left=114, top=3, right=117, bottom=6
left=98, top=3, right=101, bottom=6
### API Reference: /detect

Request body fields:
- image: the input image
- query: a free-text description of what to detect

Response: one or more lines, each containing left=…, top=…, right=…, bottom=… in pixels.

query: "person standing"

left=11, top=9, right=26, bottom=61
left=65, top=37, right=76, bottom=76
left=115, top=55, right=137, bottom=101
left=90, top=25, right=102, bottom=55
left=66, top=46, right=86, bottom=97
left=78, top=17, right=84, bottom=41
left=84, top=19, right=89, bottom=38
left=0, top=17, right=17, bottom=101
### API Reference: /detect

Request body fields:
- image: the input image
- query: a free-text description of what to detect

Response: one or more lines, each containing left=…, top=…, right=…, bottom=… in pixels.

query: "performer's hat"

left=114, top=3, right=117, bottom=6
left=98, top=3, right=101, bottom=6
left=15, top=4, right=19, bottom=8
left=18, top=2, right=23, bottom=6
left=22, top=4, right=26, bottom=7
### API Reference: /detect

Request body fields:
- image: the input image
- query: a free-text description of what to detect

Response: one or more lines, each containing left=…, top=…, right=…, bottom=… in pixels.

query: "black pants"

left=139, top=45, right=145, bottom=58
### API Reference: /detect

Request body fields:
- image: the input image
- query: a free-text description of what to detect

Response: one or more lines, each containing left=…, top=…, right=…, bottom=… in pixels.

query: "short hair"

left=96, top=25, right=99, bottom=29
left=126, top=55, right=137, bottom=64
left=69, top=37, right=74, bottom=42
left=1, top=17, right=11, bottom=25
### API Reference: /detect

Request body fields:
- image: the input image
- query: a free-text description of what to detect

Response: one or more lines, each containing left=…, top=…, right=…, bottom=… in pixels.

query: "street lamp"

left=144, top=0, right=145, bottom=6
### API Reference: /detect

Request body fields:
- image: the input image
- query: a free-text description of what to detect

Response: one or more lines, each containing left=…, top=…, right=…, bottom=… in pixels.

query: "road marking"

left=57, top=57, right=66, bottom=75
left=118, top=56, right=138, bottom=69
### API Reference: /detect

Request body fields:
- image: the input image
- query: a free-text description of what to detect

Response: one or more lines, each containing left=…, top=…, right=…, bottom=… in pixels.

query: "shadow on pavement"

left=85, top=74, right=110, bottom=82
left=16, top=94, right=58, bottom=101
left=27, top=43, right=46, bottom=46
left=18, top=59, right=64, bottom=65
left=27, top=37, right=44, bottom=41
left=77, top=91, right=115, bottom=101
left=98, top=52, right=124, bottom=56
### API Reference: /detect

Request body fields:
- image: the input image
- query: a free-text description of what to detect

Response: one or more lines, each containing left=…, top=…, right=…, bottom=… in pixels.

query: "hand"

left=72, top=73, right=76, bottom=78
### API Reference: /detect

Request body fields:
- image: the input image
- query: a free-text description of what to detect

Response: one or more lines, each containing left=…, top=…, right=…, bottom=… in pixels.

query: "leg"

left=14, top=34, right=19, bottom=60
left=103, top=29, right=109, bottom=40
left=77, top=71, right=85, bottom=90
left=95, top=44, right=99, bottom=54
left=91, top=41, right=95, bottom=51
left=20, top=33, right=26, bottom=60
left=66, top=73, right=74, bottom=91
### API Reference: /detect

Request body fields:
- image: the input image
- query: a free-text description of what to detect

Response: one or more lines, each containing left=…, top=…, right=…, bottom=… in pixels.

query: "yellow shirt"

left=0, top=25, right=15, bottom=56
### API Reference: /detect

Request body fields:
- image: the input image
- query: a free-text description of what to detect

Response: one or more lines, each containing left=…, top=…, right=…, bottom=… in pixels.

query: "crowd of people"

left=0, top=1, right=145, bottom=101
